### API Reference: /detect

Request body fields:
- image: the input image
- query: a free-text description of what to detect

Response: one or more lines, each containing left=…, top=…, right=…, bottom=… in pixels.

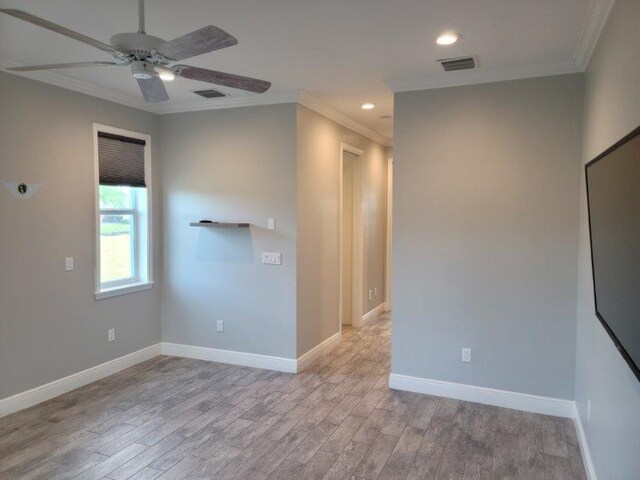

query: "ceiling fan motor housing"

left=110, top=32, right=169, bottom=79
left=110, top=32, right=166, bottom=60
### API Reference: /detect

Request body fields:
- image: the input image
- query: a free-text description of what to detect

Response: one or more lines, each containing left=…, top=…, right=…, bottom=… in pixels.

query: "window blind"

left=98, top=132, right=146, bottom=187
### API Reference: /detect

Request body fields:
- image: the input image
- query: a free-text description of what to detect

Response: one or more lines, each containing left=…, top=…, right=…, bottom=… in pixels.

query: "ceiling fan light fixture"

left=131, top=60, right=155, bottom=80
left=436, top=31, right=460, bottom=46
left=156, top=68, right=175, bottom=81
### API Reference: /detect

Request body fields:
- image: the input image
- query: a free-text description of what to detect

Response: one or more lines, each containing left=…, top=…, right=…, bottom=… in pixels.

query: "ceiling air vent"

left=437, top=56, right=477, bottom=72
left=193, top=89, right=227, bottom=98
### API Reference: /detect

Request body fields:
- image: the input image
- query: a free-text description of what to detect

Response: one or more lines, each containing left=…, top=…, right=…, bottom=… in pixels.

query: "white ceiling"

left=0, top=0, right=607, bottom=142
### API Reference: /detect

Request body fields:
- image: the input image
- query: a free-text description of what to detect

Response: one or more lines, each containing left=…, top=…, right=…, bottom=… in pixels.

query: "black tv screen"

left=586, top=126, right=640, bottom=382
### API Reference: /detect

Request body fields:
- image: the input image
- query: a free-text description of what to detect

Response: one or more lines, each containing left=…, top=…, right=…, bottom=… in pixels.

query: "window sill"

left=95, top=281, right=154, bottom=300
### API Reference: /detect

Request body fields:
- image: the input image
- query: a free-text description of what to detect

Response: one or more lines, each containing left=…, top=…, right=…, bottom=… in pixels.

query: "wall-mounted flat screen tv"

left=586, top=126, right=640, bottom=382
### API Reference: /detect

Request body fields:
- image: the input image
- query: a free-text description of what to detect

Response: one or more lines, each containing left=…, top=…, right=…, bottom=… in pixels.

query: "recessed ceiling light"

left=436, top=31, right=460, bottom=46
left=361, top=103, right=375, bottom=110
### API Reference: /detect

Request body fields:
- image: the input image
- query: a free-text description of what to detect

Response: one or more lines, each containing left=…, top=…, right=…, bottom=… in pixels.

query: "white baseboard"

left=0, top=336, right=331, bottom=418
left=572, top=405, right=597, bottom=480
left=163, top=331, right=342, bottom=374
left=388, top=373, right=575, bottom=418
left=161, top=343, right=297, bottom=373
left=297, top=331, right=342, bottom=372
left=0, top=343, right=161, bottom=419
left=362, top=302, right=387, bottom=325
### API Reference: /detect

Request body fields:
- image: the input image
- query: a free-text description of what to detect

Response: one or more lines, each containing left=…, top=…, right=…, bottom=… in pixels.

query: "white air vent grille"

left=437, top=56, right=477, bottom=72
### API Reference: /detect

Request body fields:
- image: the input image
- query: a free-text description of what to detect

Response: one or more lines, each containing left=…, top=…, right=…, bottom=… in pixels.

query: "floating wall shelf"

left=190, top=221, right=250, bottom=228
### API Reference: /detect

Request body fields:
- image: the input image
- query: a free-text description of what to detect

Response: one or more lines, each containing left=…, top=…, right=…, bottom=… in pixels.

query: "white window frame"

left=93, top=123, right=154, bottom=300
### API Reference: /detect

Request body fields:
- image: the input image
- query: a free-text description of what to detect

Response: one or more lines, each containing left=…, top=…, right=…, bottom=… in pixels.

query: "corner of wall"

left=295, top=104, right=389, bottom=358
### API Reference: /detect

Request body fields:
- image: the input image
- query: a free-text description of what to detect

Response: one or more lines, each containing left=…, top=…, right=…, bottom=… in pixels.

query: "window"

left=93, top=124, right=153, bottom=299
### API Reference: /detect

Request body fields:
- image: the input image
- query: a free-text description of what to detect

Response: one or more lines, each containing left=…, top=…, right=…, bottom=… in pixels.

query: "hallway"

left=0, top=313, right=586, bottom=479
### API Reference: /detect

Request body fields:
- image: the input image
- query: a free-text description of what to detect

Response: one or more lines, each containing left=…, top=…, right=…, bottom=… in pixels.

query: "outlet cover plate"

left=262, top=252, right=282, bottom=265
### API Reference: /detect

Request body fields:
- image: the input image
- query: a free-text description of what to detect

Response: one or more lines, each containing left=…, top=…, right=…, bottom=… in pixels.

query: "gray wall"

left=393, top=75, right=583, bottom=399
left=0, top=80, right=387, bottom=400
left=297, top=105, right=387, bottom=356
left=160, top=104, right=298, bottom=359
left=575, top=0, right=640, bottom=477
left=0, top=72, right=162, bottom=399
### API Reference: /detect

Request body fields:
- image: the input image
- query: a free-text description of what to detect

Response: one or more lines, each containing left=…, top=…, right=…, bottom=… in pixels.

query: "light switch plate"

left=262, top=252, right=282, bottom=265
left=462, top=348, right=471, bottom=363
left=267, top=218, right=276, bottom=230
left=65, top=257, right=74, bottom=271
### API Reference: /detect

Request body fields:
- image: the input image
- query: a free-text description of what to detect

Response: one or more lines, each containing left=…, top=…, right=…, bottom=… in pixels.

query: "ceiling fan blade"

left=7, top=61, right=121, bottom=72
left=136, top=76, right=169, bottom=103
left=172, top=65, right=271, bottom=94
left=155, top=25, right=237, bottom=61
left=0, top=9, right=116, bottom=53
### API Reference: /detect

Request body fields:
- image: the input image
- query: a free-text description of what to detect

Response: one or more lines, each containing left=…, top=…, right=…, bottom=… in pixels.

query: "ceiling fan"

left=0, top=0, right=271, bottom=102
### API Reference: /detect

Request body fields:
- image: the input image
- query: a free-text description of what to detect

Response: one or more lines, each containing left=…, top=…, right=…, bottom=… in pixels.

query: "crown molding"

left=154, top=90, right=300, bottom=114
left=0, top=56, right=390, bottom=145
left=2, top=53, right=584, bottom=116
left=156, top=90, right=394, bottom=150
left=385, top=60, right=582, bottom=93
left=297, top=92, right=392, bottom=146
left=0, top=58, right=391, bottom=144
left=0, top=56, right=300, bottom=115
left=574, top=0, right=616, bottom=69
left=0, top=1, right=615, bottom=140
left=0, top=56, right=156, bottom=113
left=386, top=1, right=615, bottom=94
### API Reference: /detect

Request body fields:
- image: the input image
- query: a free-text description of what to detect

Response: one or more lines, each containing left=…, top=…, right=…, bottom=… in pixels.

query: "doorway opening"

left=339, top=144, right=364, bottom=331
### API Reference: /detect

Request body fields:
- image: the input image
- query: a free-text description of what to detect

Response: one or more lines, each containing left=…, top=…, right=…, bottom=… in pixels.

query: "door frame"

left=339, top=143, right=365, bottom=331
left=385, top=157, right=393, bottom=310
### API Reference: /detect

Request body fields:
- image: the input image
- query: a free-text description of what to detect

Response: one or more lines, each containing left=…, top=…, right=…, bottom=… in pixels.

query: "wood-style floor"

left=0, top=313, right=586, bottom=480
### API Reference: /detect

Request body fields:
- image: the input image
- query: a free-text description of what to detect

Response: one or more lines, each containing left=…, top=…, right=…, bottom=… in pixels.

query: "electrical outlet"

left=65, top=257, right=74, bottom=271
left=217, top=320, right=224, bottom=332
left=368, top=289, right=373, bottom=300
left=262, top=252, right=282, bottom=265
left=462, top=348, right=471, bottom=363
left=587, top=399, right=591, bottom=422
left=108, top=328, right=115, bottom=342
